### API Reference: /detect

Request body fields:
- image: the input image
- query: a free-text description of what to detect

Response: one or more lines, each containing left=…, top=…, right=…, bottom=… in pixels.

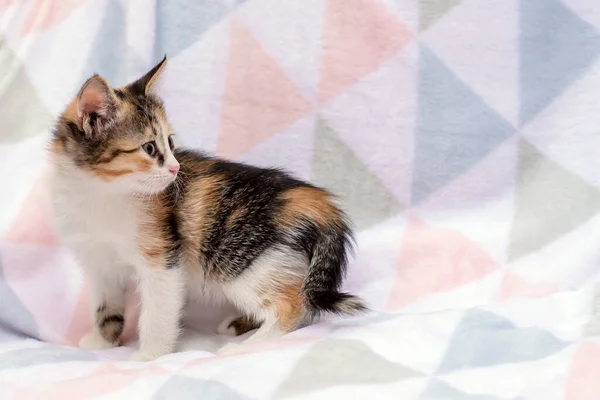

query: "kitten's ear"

left=128, top=55, right=168, bottom=95
left=77, top=75, right=117, bottom=139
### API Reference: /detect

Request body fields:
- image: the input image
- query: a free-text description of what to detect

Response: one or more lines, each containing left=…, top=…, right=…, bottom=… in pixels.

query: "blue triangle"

left=153, top=0, right=237, bottom=58
left=82, top=0, right=147, bottom=87
left=421, top=379, right=498, bottom=400
left=413, top=45, right=515, bottom=204
left=0, top=252, right=38, bottom=341
left=438, top=309, right=568, bottom=373
left=520, top=0, right=600, bottom=125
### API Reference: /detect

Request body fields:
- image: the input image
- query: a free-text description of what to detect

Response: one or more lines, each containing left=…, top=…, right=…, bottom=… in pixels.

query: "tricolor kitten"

left=50, top=57, right=366, bottom=361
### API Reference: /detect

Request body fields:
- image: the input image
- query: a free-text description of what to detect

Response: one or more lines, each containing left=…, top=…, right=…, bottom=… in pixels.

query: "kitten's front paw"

left=129, top=351, right=158, bottom=362
left=79, top=331, right=117, bottom=350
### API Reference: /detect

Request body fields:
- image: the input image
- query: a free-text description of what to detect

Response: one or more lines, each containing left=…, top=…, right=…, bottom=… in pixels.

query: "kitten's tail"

left=302, top=220, right=368, bottom=317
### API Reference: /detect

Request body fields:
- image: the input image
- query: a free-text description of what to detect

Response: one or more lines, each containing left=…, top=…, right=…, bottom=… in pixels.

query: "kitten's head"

left=51, top=57, right=179, bottom=195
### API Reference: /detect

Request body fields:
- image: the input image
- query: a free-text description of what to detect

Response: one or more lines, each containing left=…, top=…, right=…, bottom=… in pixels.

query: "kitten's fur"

left=50, top=57, right=366, bottom=361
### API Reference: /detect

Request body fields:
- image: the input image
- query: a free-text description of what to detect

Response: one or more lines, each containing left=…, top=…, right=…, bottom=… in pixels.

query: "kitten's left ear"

left=128, top=55, right=168, bottom=95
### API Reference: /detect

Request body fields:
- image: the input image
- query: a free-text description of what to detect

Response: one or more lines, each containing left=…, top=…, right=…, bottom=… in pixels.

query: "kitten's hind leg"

left=217, top=315, right=261, bottom=336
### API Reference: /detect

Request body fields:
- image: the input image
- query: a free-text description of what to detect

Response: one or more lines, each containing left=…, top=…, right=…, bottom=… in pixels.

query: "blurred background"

left=2, top=0, right=600, bottom=398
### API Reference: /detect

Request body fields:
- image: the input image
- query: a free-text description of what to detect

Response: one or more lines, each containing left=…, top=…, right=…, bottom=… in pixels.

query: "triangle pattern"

left=412, top=45, right=515, bottom=204
left=159, top=18, right=231, bottom=153
left=521, top=54, right=600, bottom=190
left=319, top=0, right=412, bottom=102
left=311, top=118, right=403, bottom=231
left=563, top=0, right=600, bottom=33
left=421, top=0, right=519, bottom=125
left=421, top=379, right=497, bottom=400
left=321, top=43, right=417, bottom=205
left=218, top=17, right=312, bottom=159
left=0, top=253, right=38, bottom=341
left=496, top=271, right=555, bottom=301
left=237, top=113, right=316, bottom=180
left=508, top=211, right=600, bottom=290
left=17, top=0, right=104, bottom=116
left=414, top=136, right=518, bottom=265
left=565, top=341, right=600, bottom=400
left=4, top=172, right=59, bottom=246
left=0, top=37, right=53, bottom=143
left=239, top=0, right=325, bottom=103
left=438, top=309, right=568, bottom=373
left=82, top=0, right=147, bottom=87
left=153, top=0, right=233, bottom=58
left=419, top=0, right=462, bottom=31
left=64, top=285, right=91, bottom=347
left=21, top=0, right=86, bottom=37
left=0, top=245, right=76, bottom=343
left=0, top=136, right=48, bottom=238
left=273, top=339, right=423, bottom=399
left=387, top=216, right=499, bottom=310
left=508, top=140, right=600, bottom=261
left=520, top=0, right=600, bottom=125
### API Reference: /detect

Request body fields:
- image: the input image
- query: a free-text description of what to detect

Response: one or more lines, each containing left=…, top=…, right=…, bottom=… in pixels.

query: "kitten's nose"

left=168, top=164, right=180, bottom=175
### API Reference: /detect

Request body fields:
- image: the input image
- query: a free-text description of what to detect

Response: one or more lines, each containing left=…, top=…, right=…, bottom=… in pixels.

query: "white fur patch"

left=79, top=330, right=116, bottom=350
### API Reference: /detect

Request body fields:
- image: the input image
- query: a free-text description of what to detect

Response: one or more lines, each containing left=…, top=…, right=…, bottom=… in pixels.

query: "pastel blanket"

left=1, top=0, right=600, bottom=398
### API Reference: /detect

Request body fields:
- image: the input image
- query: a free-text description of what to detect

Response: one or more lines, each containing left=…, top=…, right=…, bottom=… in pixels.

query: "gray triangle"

left=311, top=119, right=403, bottom=231
left=508, top=140, right=600, bottom=260
left=520, top=0, right=600, bottom=125
left=0, top=250, right=39, bottom=341
left=438, top=309, right=568, bottom=373
left=420, top=0, right=463, bottom=31
left=0, top=39, right=53, bottom=143
left=274, top=339, right=423, bottom=399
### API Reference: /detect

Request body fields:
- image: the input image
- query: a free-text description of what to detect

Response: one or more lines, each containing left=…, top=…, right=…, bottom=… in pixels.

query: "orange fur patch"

left=63, top=98, right=79, bottom=123
left=178, top=172, right=223, bottom=266
left=137, top=198, right=171, bottom=269
left=256, top=275, right=305, bottom=332
left=273, top=278, right=305, bottom=332
left=93, top=167, right=134, bottom=180
left=278, top=187, right=338, bottom=227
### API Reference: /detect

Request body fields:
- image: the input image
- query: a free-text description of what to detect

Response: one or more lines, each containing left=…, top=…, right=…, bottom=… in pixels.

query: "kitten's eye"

left=142, top=142, right=157, bottom=157
left=167, top=136, right=174, bottom=150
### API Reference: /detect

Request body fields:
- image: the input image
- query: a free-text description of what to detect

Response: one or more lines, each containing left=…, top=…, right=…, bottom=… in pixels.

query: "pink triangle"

left=565, top=341, right=600, bottom=400
left=2, top=245, right=76, bottom=343
left=21, top=0, right=85, bottom=37
left=218, top=17, right=312, bottom=159
left=65, top=286, right=92, bottom=346
left=319, top=0, right=413, bottom=102
left=387, top=215, right=499, bottom=309
left=4, top=171, right=59, bottom=246
left=239, top=0, right=325, bottom=103
left=496, top=271, right=555, bottom=301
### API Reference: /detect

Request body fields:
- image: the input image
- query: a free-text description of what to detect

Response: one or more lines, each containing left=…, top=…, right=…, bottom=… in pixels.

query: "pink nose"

left=168, top=164, right=180, bottom=175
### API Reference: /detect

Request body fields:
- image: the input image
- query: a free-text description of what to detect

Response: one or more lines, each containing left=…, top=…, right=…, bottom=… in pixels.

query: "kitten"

left=50, top=57, right=366, bottom=361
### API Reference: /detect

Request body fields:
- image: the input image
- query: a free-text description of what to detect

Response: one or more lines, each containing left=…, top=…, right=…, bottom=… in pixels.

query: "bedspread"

left=1, top=0, right=600, bottom=398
